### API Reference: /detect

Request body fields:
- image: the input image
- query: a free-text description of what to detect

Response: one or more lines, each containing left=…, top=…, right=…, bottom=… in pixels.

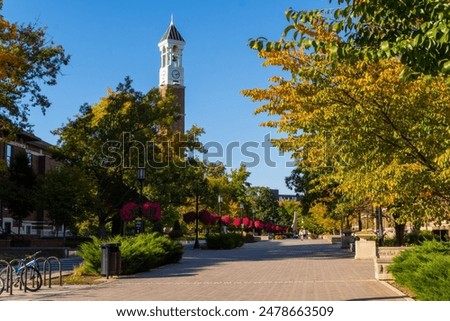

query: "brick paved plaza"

left=1, top=239, right=410, bottom=301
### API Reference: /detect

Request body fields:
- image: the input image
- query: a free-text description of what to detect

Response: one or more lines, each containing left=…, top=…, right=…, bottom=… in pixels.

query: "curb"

left=380, top=281, right=415, bottom=301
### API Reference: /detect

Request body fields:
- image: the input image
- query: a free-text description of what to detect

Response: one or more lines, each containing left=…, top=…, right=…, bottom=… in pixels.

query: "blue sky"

left=3, top=0, right=330, bottom=194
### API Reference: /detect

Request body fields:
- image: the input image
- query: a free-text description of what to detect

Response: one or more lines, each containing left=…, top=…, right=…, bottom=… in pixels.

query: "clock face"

left=171, top=69, right=180, bottom=79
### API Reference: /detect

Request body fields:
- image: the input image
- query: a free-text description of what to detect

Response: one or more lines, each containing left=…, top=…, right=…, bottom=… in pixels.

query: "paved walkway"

left=1, top=239, right=410, bottom=301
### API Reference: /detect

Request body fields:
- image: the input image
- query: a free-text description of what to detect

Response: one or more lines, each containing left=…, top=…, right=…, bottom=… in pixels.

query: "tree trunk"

left=395, top=222, right=406, bottom=246
left=357, top=211, right=362, bottom=231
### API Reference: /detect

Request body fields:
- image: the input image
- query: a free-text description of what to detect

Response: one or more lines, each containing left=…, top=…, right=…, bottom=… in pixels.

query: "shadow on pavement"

left=131, top=239, right=355, bottom=279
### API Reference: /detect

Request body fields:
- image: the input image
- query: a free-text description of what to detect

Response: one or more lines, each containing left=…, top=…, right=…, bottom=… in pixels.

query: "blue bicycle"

left=0, top=251, right=43, bottom=293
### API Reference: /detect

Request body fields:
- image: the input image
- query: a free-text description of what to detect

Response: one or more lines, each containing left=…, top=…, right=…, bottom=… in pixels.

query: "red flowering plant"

left=265, top=223, right=274, bottom=233
left=210, top=213, right=220, bottom=225
left=142, top=202, right=162, bottom=222
left=120, top=202, right=139, bottom=222
left=120, top=202, right=162, bottom=223
left=199, top=209, right=212, bottom=225
left=254, top=220, right=264, bottom=230
left=232, top=217, right=242, bottom=228
left=221, top=215, right=231, bottom=226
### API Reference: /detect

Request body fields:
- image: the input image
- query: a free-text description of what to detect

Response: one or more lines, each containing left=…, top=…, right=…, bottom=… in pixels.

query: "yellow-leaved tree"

left=242, top=12, right=450, bottom=244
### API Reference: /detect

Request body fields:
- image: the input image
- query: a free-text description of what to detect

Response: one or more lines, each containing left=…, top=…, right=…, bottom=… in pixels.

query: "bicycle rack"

left=42, top=256, right=62, bottom=288
left=0, top=255, right=65, bottom=295
left=0, top=260, right=13, bottom=295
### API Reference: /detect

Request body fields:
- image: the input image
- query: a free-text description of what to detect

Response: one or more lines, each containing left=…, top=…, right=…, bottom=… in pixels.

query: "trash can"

left=100, top=243, right=121, bottom=278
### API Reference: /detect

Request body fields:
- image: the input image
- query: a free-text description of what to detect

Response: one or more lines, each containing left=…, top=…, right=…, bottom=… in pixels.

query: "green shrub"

left=228, top=233, right=244, bottom=247
left=404, top=230, right=439, bottom=245
left=78, top=236, right=103, bottom=275
left=77, top=233, right=184, bottom=275
left=389, top=241, right=450, bottom=300
left=206, top=233, right=244, bottom=249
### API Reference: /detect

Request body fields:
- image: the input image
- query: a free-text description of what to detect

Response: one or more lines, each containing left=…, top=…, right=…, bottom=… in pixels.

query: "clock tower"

left=158, top=17, right=185, bottom=133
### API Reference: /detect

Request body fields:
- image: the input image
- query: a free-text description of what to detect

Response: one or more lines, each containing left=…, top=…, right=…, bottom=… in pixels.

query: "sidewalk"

left=0, top=239, right=411, bottom=301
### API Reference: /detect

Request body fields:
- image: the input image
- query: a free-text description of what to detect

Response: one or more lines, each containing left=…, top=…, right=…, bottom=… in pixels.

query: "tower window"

left=162, top=47, right=167, bottom=67
left=172, top=46, right=179, bottom=67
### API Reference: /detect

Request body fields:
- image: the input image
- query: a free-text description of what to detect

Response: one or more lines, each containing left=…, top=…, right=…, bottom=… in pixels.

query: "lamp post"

left=239, top=202, right=244, bottom=235
left=252, top=209, right=255, bottom=235
left=376, top=206, right=384, bottom=246
left=218, top=194, right=223, bottom=233
left=193, top=189, right=200, bottom=249
left=136, top=167, right=145, bottom=234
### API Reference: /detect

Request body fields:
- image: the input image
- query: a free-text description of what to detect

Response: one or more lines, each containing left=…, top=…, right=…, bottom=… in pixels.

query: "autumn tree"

left=55, top=77, right=203, bottom=237
left=0, top=3, right=69, bottom=135
left=243, top=8, right=450, bottom=243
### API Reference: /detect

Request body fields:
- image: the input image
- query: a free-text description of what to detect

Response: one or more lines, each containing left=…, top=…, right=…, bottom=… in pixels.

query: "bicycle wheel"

left=0, top=276, right=4, bottom=295
left=20, top=266, right=42, bottom=292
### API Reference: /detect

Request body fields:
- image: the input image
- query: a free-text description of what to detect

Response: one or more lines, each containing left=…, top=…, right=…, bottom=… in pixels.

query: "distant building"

left=270, top=189, right=301, bottom=203
left=0, top=132, right=60, bottom=237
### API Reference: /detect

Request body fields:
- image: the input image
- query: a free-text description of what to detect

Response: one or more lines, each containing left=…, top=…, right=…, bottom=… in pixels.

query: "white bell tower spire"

left=158, top=17, right=185, bottom=86
left=158, top=17, right=186, bottom=133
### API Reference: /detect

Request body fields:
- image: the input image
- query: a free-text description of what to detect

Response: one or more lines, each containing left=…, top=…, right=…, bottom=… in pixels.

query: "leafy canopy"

left=243, top=4, right=450, bottom=226
left=0, top=3, right=69, bottom=134
left=251, top=0, right=450, bottom=78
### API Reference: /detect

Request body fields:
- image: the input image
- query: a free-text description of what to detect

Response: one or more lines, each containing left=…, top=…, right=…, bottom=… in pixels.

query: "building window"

left=4, top=222, right=11, bottom=234
left=6, top=144, right=12, bottom=166
left=27, top=152, right=33, bottom=168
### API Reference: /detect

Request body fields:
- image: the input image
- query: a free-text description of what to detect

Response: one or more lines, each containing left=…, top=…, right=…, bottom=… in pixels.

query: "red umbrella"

left=233, top=217, right=242, bottom=227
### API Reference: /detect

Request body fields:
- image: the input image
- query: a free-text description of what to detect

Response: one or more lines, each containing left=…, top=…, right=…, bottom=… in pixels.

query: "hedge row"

left=206, top=233, right=245, bottom=249
left=78, top=233, right=184, bottom=275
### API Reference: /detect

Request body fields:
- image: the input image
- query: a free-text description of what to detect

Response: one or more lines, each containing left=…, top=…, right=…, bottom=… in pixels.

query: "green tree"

left=253, top=0, right=450, bottom=77
left=243, top=8, right=450, bottom=243
left=3, top=152, right=36, bottom=234
left=55, top=77, right=203, bottom=237
left=0, top=3, right=69, bottom=134
left=247, top=186, right=279, bottom=224
left=37, top=166, right=93, bottom=238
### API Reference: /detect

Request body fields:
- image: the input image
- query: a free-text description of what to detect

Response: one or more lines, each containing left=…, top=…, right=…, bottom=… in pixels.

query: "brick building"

left=0, top=132, right=60, bottom=237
